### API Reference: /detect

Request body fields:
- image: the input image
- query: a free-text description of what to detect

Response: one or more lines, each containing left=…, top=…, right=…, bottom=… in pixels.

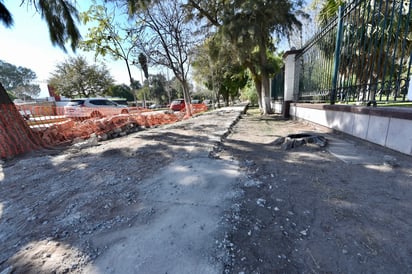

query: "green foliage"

left=0, top=60, right=41, bottom=99
left=149, top=74, right=168, bottom=104
left=186, top=0, right=303, bottom=113
left=130, top=78, right=142, bottom=90
left=0, top=2, right=13, bottom=27
left=80, top=1, right=141, bottom=87
left=317, top=0, right=345, bottom=26
left=119, top=0, right=152, bottom=15
left=48, top=56, right=115, bottom=98
left=192, top=35, right=249, bottom=105
left=136, top=85, right=149, bottom=101
left=36, top=0, right=81, bottom=52
left=108, top=84, right=135, bottom=101
left=240, top=78, right=258, bottom=106
left=0, top=0, right=81, bottom=52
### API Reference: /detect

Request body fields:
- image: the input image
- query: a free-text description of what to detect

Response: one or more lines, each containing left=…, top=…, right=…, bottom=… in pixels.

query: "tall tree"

left=149, top=73, right=168, bottom=104
left=48, top=56, right=115, bottom=98
left=108, top=83, right=136, bottom=101
left=134, top=0, right=198, bottom=117
left=192, top=36, right=248, bottom=106
left=186, top=0, right=302, bottom=114
left=80, top=1, right=142, bottom=101
left=0, top=60, right=41, bottom=99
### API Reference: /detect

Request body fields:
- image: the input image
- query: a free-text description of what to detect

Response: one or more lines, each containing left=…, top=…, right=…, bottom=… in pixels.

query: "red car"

left=169, top=99, right=185, bottom=111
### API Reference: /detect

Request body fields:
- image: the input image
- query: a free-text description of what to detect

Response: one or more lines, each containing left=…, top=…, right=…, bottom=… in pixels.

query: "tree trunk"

left=181, top=80, right=192, bottom=117
left=261, top=72, right=273, bottom=115
left=254, top=79, right=263, bottom=110
left=259, top=42, right=273, bottom=115
left=0, top=83, right=43, bottom=159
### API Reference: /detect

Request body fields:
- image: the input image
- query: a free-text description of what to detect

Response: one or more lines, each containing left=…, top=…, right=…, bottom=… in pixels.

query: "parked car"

left=203, top=99, right=213, bottom=108
left=149, top=103, right=163, bottom=109
left=109, top=99, right=128, bottom=107
left=64, top=98, right=129, bottom=118
left=169, top=99, right=185, bottom=111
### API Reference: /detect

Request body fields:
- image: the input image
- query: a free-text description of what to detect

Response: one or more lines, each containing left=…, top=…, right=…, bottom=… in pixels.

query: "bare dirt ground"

left=1, top=106, right=412, bottom=273
left=217, top=109, right=412, bottom=273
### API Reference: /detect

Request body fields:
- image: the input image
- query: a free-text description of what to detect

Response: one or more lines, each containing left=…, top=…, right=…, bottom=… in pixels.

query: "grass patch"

left=377, top=102, right=412, bottom=108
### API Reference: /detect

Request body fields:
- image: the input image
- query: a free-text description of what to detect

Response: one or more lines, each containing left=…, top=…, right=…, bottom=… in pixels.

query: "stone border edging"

left=295, top=103, right=412, bottom=120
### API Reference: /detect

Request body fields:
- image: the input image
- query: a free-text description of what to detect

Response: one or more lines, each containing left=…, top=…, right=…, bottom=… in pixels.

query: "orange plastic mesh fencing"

left=0, top=104, right=44, bottom=159
left=1, top=104, right=208, bottom=159
left=190, top=103, right=209, bottom=113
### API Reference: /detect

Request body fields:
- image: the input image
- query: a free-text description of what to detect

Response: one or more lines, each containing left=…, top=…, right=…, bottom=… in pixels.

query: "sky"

left=0, top=1, right=142, bottom=98
left=0, top=1, right=314, bottom=99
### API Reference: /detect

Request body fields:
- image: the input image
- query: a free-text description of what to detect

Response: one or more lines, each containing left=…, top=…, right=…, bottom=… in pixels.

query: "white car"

left=64, top=98, right=129, bottom=118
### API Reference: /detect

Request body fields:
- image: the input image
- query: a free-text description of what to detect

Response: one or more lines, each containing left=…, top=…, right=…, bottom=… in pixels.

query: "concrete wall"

left=290, top=103, right=412, bottom=156
left=271, top=101, right=283, bottom=114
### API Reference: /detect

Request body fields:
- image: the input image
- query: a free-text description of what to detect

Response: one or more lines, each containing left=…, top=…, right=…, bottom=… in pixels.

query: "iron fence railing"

left=271, top=66, right=285, bottom=100
left=297, top=0, right=412, bottom=104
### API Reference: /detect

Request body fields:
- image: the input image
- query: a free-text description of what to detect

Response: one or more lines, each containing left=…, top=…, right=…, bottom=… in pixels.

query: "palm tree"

left=186, top=0, right=302, bottom=114
left=0, top=1, right=13, bottom=27
left=0, top=0, right=81, bottom=52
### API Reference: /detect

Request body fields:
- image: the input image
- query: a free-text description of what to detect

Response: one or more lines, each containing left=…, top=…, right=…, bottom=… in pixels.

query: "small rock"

left=98, top=133, right=108, bottom=141
left=244, top=160, right=255, bottom=166
left=244, top=179, right=263, bottom=187
left=342, top=249, right=348, bottom=254
left=27, top=216, right=36, bottom=221
left=256, top=198, right=266, bottom=207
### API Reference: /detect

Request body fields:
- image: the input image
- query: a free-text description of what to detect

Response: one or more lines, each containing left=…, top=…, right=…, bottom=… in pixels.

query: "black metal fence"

left=297, top=0, right=412, bottom=103
left=271, top=66, right=285, bottom=100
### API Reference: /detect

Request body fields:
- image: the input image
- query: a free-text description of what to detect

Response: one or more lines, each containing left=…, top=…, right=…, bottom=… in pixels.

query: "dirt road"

left=1, top=106, right=412, bottom=273
left=0, top=107, right=245, bottom=273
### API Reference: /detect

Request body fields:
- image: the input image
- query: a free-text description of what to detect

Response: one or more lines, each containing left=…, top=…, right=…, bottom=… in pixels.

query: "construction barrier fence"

left=1, top=103, right=209, bottom=159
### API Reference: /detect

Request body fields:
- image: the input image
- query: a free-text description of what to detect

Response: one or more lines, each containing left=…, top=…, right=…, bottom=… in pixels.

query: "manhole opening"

left=287, top=133, right=313, bottom=139
left=273, top=133, right=327, bottom=150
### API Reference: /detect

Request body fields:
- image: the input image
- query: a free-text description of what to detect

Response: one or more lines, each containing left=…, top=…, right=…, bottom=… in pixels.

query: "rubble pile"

left=34, top=111, right=185, bottom=146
